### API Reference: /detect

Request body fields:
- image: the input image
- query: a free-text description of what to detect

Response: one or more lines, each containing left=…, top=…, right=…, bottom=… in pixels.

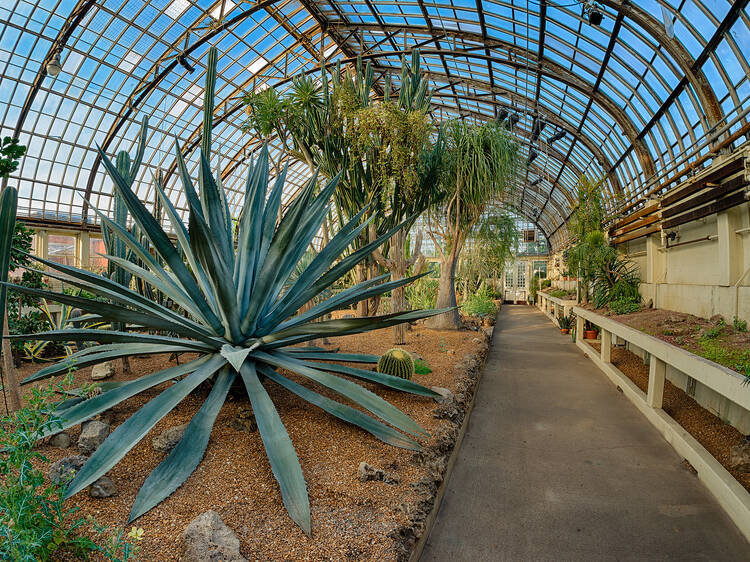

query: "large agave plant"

left=4, top=47, right=448, bottom=535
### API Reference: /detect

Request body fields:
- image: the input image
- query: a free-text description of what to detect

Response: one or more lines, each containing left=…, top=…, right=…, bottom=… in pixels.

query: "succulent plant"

left=4, top=47, right=451, bottom=535
left=377, top=348, right=415, bottom=380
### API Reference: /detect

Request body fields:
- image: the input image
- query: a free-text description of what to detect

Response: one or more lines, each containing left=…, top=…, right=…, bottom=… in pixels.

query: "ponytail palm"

left=4, top=47, right=446, bottom=535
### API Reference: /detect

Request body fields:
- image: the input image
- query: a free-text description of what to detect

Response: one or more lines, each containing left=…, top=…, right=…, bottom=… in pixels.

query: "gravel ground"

left=14, top=316, right=489, bottom=561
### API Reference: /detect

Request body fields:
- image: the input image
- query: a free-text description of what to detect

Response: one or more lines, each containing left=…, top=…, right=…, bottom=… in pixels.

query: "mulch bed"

left=11, top=315, right=491, bottom=561
left=588, top=341, right=750, bottom=493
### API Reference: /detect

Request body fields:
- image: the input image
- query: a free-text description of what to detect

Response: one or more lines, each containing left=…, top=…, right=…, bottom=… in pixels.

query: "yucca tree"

left=4, top=47, right=448, bottom=535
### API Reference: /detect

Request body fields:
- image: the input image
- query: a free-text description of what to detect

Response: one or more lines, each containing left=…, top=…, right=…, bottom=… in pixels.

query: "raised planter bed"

left=573, top=306, right=750, bottom=543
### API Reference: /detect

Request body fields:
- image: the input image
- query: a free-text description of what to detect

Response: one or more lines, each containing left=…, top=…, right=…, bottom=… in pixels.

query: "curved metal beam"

left=81, top=0, right=287, bottom=222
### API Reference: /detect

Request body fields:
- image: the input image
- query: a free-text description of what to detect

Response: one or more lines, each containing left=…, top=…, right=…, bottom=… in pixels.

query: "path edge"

left=408, top=319, right=496, bottom=562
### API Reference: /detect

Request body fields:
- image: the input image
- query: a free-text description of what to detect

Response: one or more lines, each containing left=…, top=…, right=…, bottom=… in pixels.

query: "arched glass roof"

left=2, top=0, right=749, bottom=249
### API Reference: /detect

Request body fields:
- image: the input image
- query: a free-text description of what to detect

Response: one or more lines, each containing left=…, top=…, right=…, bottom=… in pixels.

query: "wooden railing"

left=571, top=305, right=750, bottom=541
left=537, top=291, right=577, bottom=325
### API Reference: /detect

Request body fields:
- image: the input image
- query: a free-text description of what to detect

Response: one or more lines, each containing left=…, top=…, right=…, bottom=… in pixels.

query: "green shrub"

left=609, top=299, right=640, bottom=315
left=541, top=279, right=551, bottom=288
left=733, top=316, right=747, bottom=332
left=461, top=292, right=498, bottom=318
left=0, top=377, right=141, bottom=561
left=406, top=276, right=439, bottom=310
left=414, top=359, right=432, bottom=375
left=377, top=349, right=415, bottom=380
left=548, top=289, right=570, bottom=299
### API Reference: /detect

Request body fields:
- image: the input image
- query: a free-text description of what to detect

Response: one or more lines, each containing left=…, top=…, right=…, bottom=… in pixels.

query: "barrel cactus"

left=377, top=349, right=415, bottom=380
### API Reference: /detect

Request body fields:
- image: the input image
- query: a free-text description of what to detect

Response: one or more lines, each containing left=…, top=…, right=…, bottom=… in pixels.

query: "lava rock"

left=730, top=442, right=750, bottom=472
left=89, top=476, right=117, bottom=498
left=152, top=423, right=188, bottom=453
left=230, top=408, right=257, bottom=433
left=49, top=455, right=87, bottom=484
left=408, top=351, right=423, bottom=362
left=181, top=510, right=247, bottom=562
left=430, top=386, right=454, bottom=404
left=91, top=361, right=115, bottom=380
left=78, top=420, right=110, bottom=455
left=49, top=431, right=71, bottom=448
left=357, top=461, right=400, bottom=485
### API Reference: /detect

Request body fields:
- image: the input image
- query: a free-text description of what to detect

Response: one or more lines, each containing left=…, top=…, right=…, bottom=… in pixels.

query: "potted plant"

left=583, top=320, right=600, bottom=340
left=558, top=315, right=573, bottom=334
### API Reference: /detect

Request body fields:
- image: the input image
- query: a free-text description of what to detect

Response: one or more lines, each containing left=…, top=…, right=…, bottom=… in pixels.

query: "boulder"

left=49, top=455, right=87, bottom=484
left=181, top=510, right=246, bottom=562
left=91, top=361, right=115, bottom=380
left=730, top=442, right=750, bottom=472
left=152, top=423, right=188, bottom=453
left=49, top=431, right=71, bottom=448
left=78, top=420, right=110, bottom=455
left=357, top=461, right=400, bottom=485
left=89, top=476, right=117, bottom=498
left=430, top=386, right=454, bottom=404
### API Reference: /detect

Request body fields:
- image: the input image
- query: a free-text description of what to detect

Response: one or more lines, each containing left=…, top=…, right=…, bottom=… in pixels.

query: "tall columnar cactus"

left=377, top=348, right=415, bottom=380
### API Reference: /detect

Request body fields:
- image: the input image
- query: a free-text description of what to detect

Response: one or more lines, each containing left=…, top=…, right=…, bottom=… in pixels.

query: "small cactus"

left=377, top=348, right=415, bottom=380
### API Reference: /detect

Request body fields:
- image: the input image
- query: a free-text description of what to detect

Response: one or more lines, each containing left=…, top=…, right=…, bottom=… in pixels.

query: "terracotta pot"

left=560, top=329, right=569, bottom=335
left=583, top=330, right=599, bottom=340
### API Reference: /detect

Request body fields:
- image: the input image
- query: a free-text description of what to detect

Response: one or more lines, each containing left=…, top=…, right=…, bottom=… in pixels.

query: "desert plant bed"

left=588, top=341, right=750, bottom=494
left=596, top=307, right=750, bottom=381
left=16, top=318, right=490, bottom=561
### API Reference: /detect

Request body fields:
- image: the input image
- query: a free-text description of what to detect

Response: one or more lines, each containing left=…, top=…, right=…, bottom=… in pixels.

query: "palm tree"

left=426, top=120, right=519, bottom=330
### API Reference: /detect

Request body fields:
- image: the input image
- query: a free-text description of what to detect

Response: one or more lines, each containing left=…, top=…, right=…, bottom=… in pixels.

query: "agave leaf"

left=45, top=356, right=211, bottom=438
left=7, top=330, right=213, bottom=352
left=198, top=149, right=233, bottom=266
left=272, top=272, right=428, bottom=335
left=65, top=354, right=226, bottom=499
left=307, top=361, right=438, bottom=397
left=259, top=365, right=420, bottom=451
left=32, top=264, right=218, bottom=344
left=254, top=351, right=427, bottom=438
left=2, top=282, right=207, bottom=343
left=129, top=366, right=234, bottom=522
left=187, top=203, right=241, bottom=341
left=287, top=352, right=379, bottom=363
left=220, top=344, right=253, bottom=371
left=261, top=308, right=454, bottom=346
left=97, top=145, right=224, bottom=335
left=240, top=361, right=310, bottom=535
left=23, top=343, right=201, bottom=384
left=152, top=172, right=216, bottom=308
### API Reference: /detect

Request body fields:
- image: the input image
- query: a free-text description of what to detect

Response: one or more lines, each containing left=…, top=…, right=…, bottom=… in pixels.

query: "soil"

left=9, top=313, right=491, bottom=561
left=590, top=307, right=750, bottom=379
left=587, top=341, right=750, bottom=494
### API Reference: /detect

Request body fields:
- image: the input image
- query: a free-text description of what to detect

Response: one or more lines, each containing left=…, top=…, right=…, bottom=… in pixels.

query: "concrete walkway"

left=421, top=305, right=750, bottom=561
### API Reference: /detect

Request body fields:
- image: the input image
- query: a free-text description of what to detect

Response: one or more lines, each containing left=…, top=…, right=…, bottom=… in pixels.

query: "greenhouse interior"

left=1, top=0, right=750, bottom=560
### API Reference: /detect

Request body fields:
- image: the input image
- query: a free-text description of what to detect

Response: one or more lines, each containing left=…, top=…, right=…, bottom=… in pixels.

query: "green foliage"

left=6, top=47, right=446, bottom=534
left=10, top=222, right=33, bottom=272
left=0, top=137, right=26, bottom=179
left=406, top=275, right=439, bottom=310
left=696, top=337, right=750, bottom=383
left=557, top=315, right=573, bottom=329
left=609, top=298, right=641, bottom=315
left=7, top=269, right=48, bottom=357
left=733, top=316, right=747, bottom=332
left=460, top=288, right=498, bottom=318
left=0, top=377, right=141, bottom=561
left=414, top=359, right=432, bottom=375
left=459, top=213, right=518, bottom=294
left=377, top=348, right=415, bottom=380
left=591, top=252, right=640, bottom=309
left=541, top=279, right=551, bottom=289
left=548, top=288, right=571, bottom=299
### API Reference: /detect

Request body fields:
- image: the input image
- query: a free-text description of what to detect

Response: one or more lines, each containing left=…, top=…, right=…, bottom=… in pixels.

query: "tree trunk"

left=1, top=308, right=22, bottom=412
left=356, top=262, right=368, bottom=317
left=426, top=242, right=461, bottom=330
